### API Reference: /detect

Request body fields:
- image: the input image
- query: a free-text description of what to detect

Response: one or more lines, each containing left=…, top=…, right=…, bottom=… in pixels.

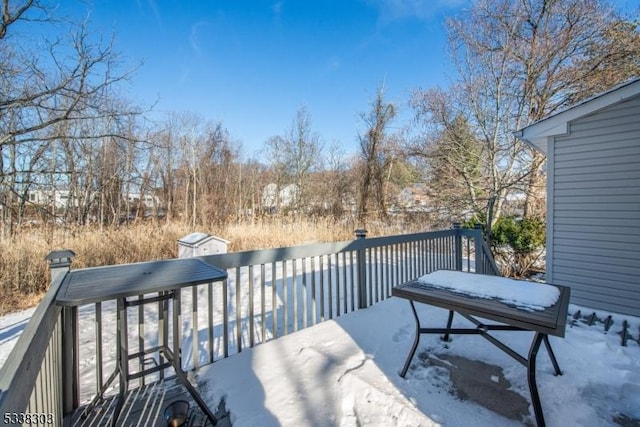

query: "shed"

left=516, top=78, right=640, bottom=317
left=178, top=232, right=230, bottom=258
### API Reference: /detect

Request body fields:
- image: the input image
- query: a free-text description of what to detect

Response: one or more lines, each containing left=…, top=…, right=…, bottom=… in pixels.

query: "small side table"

left=57, top=258, right=228, bottom=426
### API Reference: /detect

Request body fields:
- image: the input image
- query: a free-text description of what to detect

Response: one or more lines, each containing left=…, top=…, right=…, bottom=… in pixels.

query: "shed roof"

left=178, top=232, right=230, bottom=246
left=515, top=78, right=640, bottom=153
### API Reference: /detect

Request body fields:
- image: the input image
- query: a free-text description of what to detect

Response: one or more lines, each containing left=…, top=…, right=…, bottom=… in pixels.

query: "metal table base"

left=82, top=290, right=217, bottom=426
left=399, top=301, right=562, bottom=427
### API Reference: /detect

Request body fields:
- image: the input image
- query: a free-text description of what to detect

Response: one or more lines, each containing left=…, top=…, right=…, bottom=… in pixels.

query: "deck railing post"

left=355, top=229, right=368, bottom=309
left=474, top=224, right=485, bottom=274
left=46, top=250, right=78, bottom=415
left=62, top=306, right=79, bottom=414
left=452, top=223, right=462, bottom=271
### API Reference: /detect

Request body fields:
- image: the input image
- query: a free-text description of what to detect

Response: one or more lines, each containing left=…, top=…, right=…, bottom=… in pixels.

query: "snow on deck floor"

left=2, top=296, right=640, bottom=426
left=198, top=297, right=640, bottom=427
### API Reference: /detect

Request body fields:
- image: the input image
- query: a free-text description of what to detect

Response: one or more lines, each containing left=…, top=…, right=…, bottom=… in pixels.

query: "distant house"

left=502, top=190, right=528, bottom=218
left=261, top=183, right=300, bottom=211
left=27, top=189, right=160, bottom=211
left=280, top=184, right=299, bottom=208
left=126, top=193, right=160, bottom=209
left=27, top=189, right=78, bottom=208
left=516, top=78, right=640, bottom=317
left=262, top=183, right=277, bottom=209
left=397, top=183, right=430, bottom=210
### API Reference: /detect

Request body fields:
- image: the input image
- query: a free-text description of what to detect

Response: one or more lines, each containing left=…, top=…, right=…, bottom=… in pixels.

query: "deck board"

left=68, top=377, right=210, bottom=427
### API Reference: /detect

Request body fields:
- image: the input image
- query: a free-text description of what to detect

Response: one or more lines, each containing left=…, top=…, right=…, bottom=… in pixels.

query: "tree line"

left=1, top=0, right=638, bottom=240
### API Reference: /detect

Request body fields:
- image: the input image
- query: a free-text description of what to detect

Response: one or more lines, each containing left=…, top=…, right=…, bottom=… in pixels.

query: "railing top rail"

left=363, top=229, right=460, bottom=248
left=199, top=228, right=485, bottom=269
left=0, top=271, right=65, bottom=413
left=199, top=238, right=358, bottom=269
left=457, top=227, right=484, bottom=237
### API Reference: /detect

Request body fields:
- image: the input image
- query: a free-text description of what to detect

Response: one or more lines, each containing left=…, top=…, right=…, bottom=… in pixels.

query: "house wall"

left=549, top=95, right=640, bottom=316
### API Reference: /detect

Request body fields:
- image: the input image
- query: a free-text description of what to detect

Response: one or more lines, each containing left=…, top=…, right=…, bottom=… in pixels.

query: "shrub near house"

left=463, top=216, right=546, bottom=277
left=491, top=216, right=546, bottom=277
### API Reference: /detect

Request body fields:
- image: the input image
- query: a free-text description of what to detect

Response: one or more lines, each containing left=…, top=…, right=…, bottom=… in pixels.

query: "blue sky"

left=60, top=0, right=632, bottom=158
left=60, top=0, right=466, bottom=157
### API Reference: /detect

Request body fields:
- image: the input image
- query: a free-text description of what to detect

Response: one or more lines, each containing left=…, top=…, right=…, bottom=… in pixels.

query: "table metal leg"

left=174, top=289, right=182, bottom=367
left=400, top=301, right=421, bottom=378
left=163, top=347, right=218, bottom=425
left=112, top=298, right=129, bottom=426
left=167, top=288, right=217, bottom=425
left=397, top=299, right=561, bottom=427
left=528, top=332, right=546, bottom=427
left=543, top=335, right=562, bottom=376
left=159, top=291, right=169, bottom=380
left=79, top=369, right=119, bottom=420
left=442, top=310, right=454, bottom=342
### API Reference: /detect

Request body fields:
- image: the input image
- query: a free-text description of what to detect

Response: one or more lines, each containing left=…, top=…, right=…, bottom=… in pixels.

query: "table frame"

left=109, top=290, right=219, bottom=426
left=393, top=273, right=570, bottom=427
left=56, top=258, right=227, bottom=426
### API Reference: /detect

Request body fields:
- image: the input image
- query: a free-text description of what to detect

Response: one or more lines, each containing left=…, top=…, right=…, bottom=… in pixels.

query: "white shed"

left=516, top=78, right=640, bottom=317
left=178, top=232, right=230, bottom=258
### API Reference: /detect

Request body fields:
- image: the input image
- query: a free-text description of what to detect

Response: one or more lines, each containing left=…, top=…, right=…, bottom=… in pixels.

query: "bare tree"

left=565, top=17, right=640, bottom=104
left=199, top=122, right=237, bottom=225
left=411, top=0, right=640, bottom=238
left=148, top=113, right=239, bottom=227
left=0, top=0, right=42, bottom=39
left=321, top=142, right=356, bottom=218
left=284, top=107, right=322, bottom=213
left=262, top=106, right=322, bottom=215
left=0, top=1, right=141, bottom=234
left=262, top=135, right=289, bottom=213
left=408, top=91, right=487, bottom=222
left=357, top=86, right=396, bottom=224
left=156, top=112, right=212, bottom=227
left=235, top=156, right=268, bottom=222
left=149, top=125, right=178, bottom=221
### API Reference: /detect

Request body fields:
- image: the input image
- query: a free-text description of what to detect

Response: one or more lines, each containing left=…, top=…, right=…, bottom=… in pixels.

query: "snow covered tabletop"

left=416, top=270, right=560, bottom=312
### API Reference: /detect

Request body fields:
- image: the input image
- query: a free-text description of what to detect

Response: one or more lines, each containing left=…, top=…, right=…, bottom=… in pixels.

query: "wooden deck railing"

left=0, top=225, right=497, bottom=422
left=0, top=251, right=74, bottom=427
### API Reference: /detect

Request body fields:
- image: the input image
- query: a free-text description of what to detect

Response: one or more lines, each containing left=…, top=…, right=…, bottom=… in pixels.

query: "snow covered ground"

left=2, top=277, right=640, bottom=426
left=0, top=306, right=36, bottom=368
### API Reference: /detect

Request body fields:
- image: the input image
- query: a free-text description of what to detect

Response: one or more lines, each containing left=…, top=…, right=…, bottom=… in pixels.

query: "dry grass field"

left=0, top=217, right=428, bottom=315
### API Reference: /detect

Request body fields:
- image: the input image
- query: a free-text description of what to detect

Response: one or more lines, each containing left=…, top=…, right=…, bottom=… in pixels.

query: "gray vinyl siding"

left=549, top=96, right=640, bottom=317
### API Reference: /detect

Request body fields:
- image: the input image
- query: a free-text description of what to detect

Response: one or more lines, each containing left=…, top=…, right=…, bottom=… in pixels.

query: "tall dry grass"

left=0, top=216, right=435, bottom=315
left=0, top=221, right=192, bottom=315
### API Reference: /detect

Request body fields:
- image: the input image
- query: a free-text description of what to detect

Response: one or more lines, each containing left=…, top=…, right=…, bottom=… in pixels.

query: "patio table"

left=56, top=257, right=227, bottom=426
left=392, top=270, right=570, bottom=427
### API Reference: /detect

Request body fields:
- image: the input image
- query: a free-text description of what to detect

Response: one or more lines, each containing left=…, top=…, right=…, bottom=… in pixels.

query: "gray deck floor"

left=67, top=377, right=213, bottom=427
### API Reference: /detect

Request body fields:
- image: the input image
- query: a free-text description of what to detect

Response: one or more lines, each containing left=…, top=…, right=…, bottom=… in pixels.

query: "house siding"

left=549, top=96, right=640, bottom=317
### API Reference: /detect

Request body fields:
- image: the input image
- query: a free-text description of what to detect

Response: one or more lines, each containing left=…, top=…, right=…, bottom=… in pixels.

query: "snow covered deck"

left=196, top=297, right=639, bottom=427
left=2, top=293, right=640, bottom=426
